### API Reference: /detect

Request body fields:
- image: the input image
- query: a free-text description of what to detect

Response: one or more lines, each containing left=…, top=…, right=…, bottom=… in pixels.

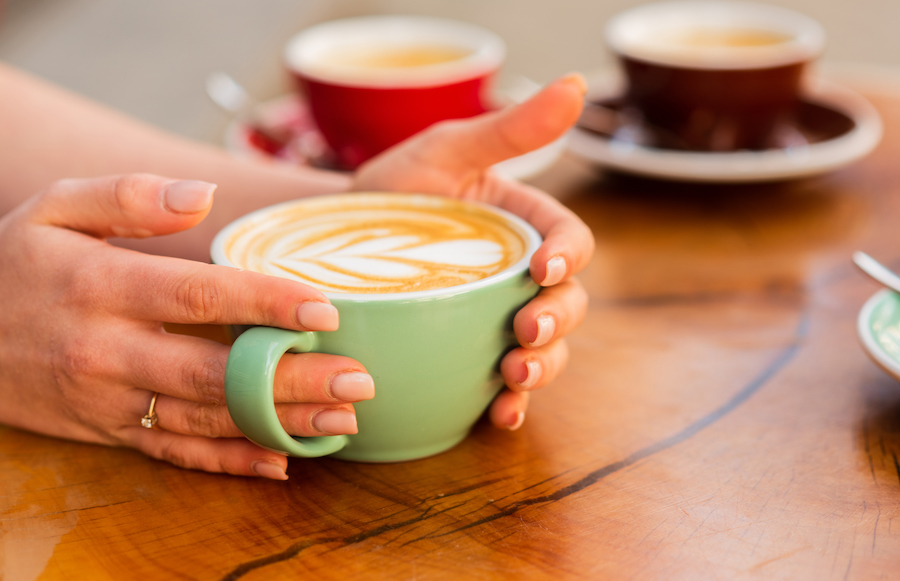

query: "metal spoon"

left=205, top=71, right=254, bottom=114
left=853, top=251, right=900, bottom=293
left=205, top=71, right=290, bottom=152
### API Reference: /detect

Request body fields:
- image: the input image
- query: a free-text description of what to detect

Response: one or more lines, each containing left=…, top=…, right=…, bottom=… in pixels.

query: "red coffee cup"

left=284, top=15, right=506, bottom=170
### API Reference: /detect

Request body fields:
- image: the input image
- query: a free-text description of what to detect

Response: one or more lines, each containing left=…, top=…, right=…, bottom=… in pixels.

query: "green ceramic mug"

left=211, top=193, right=541, bottom=462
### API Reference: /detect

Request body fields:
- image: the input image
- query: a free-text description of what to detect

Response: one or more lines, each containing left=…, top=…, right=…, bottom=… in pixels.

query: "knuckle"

left=421, top=119, right=468, bottom=150
left=493, top=122, right=526, bottom=154
left=171, top=273, right=223, bottom=323
left=56, top=340, right=108, bottom=384
left=275, top=356, right=309, bottom=402
left=47, top=177, right=81, bottom=194
left=184, top=354, right=226, bottom=405
left=63, top=265, right=102, bottom=308
left=155, top=439, right=194, bottom=469
left=185, top=403, right=229, bottom=438
left=427, top=117, right=463, bottom=136
left=30, top=178, right=81, bottom=214
left=109, top=174, right=145, bottom=215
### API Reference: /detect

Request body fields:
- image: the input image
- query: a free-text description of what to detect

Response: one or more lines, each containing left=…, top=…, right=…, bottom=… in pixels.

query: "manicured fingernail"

left=519, top=360, right=542, bottom=389
left=163, top=180, right=216, bottom=214
left=296, top=302, right=339, bottom=331
left=313, top=409, right=358, bottom=434
left=560, top=72, right=588, bottom=96
left=540, top=256, right=567, bottom=286
left=532, top=314, right=556, bottom=347
left=251, top=460, right=288, bottom=481
left=330, top=372, right=375, bottom=401
left=506, top=411, right=526, bottom=431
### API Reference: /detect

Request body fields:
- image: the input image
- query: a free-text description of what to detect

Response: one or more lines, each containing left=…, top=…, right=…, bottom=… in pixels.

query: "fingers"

left=493, top=339, right=568, bottom=430
left=28, top=174, right=215, bottom=239
left=122, top=330, right=372, bottom=404
left=490, top=281, right=586, bottom=431
left=529, top=214, right=595, bottom=287
left=119, top=329, right=370, bottom=440
left=353, top=73, right=587, bottom=192
left=500, top=339, right=570, bottom=393
left=513, top=279, right=588, bottom=348
left=154, top=396, right=358, bottom=439
left=92, top=251, right=338, bottom=330
left=127, top=427, right=291, bottom=480
left=475, top=179, right=595, bottom=286
left=489, top=390, right=530, bottom=431
left=423, top=73, right=587, bottom=171
left=20, top=174, right=337, bottom=331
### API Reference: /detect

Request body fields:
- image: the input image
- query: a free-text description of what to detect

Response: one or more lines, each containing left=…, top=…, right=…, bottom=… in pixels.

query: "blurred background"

left=2, top=0, right=899, bottom=147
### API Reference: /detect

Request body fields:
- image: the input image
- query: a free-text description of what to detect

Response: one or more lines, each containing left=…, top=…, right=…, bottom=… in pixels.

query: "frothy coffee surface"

left=222, top=193, right=528, bottom=294
left=606, top=2, right=825, bottom=70
left=322, top=44, right=473, bottom=69
left=671, top=28, right=792, bottom=48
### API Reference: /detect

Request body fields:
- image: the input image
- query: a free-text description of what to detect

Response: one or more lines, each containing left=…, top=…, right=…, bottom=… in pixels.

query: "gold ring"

left=141, top=392, right=159, bottom=428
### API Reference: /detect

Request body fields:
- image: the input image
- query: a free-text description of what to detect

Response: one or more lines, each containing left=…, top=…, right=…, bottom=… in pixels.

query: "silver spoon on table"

left=205, top=71, right=255, bottom=115
left=853, top=251, right=900, bottom=293
left=205, top=71, right=299, bottom=154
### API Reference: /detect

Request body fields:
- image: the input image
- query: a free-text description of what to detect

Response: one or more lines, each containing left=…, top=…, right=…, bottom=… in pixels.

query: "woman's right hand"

left=0, top=174, right=373, bottom=480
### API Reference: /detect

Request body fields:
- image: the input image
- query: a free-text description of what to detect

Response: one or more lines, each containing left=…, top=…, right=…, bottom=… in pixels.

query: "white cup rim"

left=210, top=193, right=542, bottom=302
left=284, top=15, right=506, bottom=88
left=606, top=0, right=826, bottom=70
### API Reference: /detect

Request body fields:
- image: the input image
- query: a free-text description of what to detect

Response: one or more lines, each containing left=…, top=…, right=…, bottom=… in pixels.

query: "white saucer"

left=223, top=83, right=566, bottom=181
left=858, top=289, right=900, bottom=382
left=567, top=69, right=883, bottom=183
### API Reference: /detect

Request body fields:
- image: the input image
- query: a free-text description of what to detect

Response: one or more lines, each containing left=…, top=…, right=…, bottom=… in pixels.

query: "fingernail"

left=296, top=302, right=339, bottom=331
left=163, top=180, right=216, bottom=214
left=313, top=409, right=358, bottom=435
left=251, top=460, right=288, bottom=481
left=532, top=314, right=556, bottom=347
left=560, top=72, right=588, bottom=96
left=330, top=372, right=375, bottom=401
left=519, top=360, right=542, bottom=389
left=540, top=256, right=567, bottom=286
left=506, top=411, right=526, bottom=431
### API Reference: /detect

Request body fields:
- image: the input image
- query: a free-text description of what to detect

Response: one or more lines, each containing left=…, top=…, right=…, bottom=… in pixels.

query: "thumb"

left=417, top=72, right=587, bottom=170
left=29, top=173, right=215, bottom=239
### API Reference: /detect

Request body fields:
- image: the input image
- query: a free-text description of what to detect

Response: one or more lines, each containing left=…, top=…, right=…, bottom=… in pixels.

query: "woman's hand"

left=353, top=73, right=594, bottom=430
left=0, top=174, right=374, bottom=480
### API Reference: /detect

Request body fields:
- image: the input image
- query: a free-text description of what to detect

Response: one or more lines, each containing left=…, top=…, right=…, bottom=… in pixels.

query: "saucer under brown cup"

left=605, top=0, right=826, bottom=152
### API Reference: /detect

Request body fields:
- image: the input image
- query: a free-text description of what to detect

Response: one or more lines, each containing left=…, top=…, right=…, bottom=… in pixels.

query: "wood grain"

left=4, top=86, right=900, bottom=580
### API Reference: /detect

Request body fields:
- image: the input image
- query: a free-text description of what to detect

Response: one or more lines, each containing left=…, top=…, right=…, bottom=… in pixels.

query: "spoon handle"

left=853, top=251, right=900, bottom=294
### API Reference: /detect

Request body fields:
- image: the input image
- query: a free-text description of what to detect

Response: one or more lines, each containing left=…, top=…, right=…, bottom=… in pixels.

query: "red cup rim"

left=284, top=15, right=506, bottom=88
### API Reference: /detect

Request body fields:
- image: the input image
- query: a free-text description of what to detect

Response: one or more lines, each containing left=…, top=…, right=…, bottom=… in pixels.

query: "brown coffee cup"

left=605, top=0, right=826, bottom=151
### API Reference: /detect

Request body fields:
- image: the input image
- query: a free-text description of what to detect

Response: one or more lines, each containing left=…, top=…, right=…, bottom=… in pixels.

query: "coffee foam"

left=671, top=28, right=792, bottom=48
left=284, top=15, right=505, bottom=88
left=320, top=44, right=474, bottom=69
left=217, top=194, right=531, bottom=294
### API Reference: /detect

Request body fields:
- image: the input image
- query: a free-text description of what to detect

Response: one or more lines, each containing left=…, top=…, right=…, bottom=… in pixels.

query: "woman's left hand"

left=352, top=73, right=594, bottom=430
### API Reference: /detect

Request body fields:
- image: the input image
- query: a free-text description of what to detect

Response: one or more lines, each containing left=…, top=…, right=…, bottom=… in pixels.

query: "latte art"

left=221, top=194, right=529, bottom=294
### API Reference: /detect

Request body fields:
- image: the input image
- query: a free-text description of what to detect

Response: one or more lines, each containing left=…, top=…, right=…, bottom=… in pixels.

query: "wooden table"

left=5, top=77, right=900, bottom=580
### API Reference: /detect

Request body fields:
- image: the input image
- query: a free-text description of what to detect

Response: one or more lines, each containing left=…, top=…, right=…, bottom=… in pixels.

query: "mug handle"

left=224, top=326, right=350, bottom=457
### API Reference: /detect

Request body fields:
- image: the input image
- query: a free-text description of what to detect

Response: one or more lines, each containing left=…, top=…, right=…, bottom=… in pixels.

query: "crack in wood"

left=0, top=500, right=133, bottom=522
left=219, top=312, right=809, bottom=580
left=891, top=451, right=900, bottom=487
